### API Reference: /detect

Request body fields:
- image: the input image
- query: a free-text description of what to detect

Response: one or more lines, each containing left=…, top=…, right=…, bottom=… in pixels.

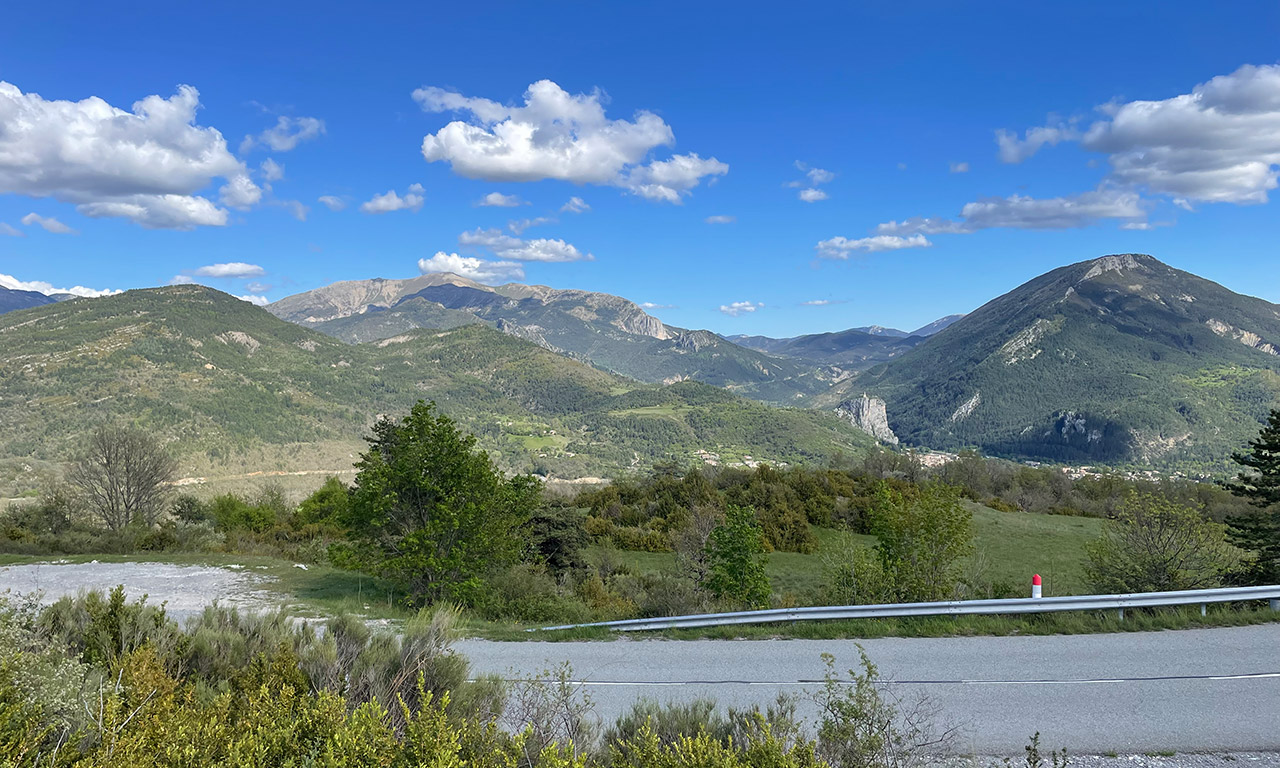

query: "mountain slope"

left=0, top=285, right=55, bottom=314
left=0, top=286, right=873, bottom=492
left=852, top=254, right=1280, bottom=467
left=911, top=314, right=965, bottom=336
left=270, top=274, right=832, bottom=403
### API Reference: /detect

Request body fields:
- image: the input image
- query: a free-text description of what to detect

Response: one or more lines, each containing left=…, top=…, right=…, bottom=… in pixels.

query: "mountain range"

left=267, top=274, right=836, bottom=404
left=1, top=253, right=1276, bottom=483
left=0, top=285, right=873, bottom=496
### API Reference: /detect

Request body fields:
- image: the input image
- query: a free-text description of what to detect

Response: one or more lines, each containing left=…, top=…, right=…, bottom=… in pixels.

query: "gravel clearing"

left=0, top=560, right=282, bottom=621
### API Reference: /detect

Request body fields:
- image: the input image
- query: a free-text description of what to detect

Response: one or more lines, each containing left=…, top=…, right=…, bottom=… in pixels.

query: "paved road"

left=458, top=625, right=1280, bottom=755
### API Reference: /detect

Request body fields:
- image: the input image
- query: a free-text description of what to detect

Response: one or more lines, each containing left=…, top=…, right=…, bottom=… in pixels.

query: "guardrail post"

left=1200, top=603, right=1206, bottom=616
left=1117, top=607, right=1124, bottom=621
left=1271, top=599, right=1279, bottom=612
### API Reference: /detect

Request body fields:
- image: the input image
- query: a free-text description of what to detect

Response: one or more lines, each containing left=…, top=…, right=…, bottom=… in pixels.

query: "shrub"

left=1086, top=492, right=1237, bottom=593
left=867, top=484, right=973, bottom=603
left=704, top=504, right=771, bottom=609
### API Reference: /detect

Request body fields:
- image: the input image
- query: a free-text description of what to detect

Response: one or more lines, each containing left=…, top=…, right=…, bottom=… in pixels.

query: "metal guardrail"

left=537, top=585, right=1280, bottom=632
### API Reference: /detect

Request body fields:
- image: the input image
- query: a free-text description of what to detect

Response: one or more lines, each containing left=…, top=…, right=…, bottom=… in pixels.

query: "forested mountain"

left=0, top=285, right=55, bottom=314
left=269, top=274, right=832, bottom=403
left=0, top=285, right=873, bottom=494
left=850, top=254, right=1280, bottom=468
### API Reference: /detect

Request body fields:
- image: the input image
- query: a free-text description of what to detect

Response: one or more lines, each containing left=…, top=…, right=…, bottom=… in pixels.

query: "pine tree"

left=1220, top=409, right=1280, bottom=584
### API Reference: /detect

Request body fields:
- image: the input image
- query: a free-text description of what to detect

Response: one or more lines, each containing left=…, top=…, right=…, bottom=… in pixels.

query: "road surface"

left=458, top=625, right=1280, bottom=755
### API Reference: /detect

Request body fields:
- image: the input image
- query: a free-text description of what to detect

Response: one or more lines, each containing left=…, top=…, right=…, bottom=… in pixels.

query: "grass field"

left=596, top=503, right=1104, bottom=601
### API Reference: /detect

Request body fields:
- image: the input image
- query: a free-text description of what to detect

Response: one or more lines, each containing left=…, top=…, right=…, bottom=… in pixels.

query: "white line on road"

left=487, top=671, right=1280, bottom=688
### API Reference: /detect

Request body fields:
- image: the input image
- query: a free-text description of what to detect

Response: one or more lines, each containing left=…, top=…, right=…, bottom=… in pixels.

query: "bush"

left=867, top=484, right=973, bottom=603
left=1086, top=492, right=1237, bottom=593
left=705, top=505, right=771, bottom=610
left=812, top=648, right=953, bottom=768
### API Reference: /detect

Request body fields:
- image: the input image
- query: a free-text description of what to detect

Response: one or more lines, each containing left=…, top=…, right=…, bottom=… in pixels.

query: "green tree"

left=1220, top=409, right=1280, bottom=583
left=1085, top=493, right=1236, bottom=593
left=343, top=401, right=542, bottom=604
left=294, top=476, right=351, bottom=526
left=868, top=484, right=973, bottom=602
left=704, top=504, right=771, bottom=609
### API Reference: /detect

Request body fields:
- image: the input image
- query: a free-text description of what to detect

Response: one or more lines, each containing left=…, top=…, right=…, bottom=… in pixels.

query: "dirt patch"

left=0, top=561, right=282, bottom=622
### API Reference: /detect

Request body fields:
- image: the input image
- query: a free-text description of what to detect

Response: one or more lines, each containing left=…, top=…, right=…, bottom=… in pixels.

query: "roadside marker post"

left=1031, top=574, right=1042, bottom=599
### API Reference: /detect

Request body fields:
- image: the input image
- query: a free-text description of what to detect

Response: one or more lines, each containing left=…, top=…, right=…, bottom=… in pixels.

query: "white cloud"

left=415, top=80, right=727, bottom=202
left=799, top=188, right=829, bottom=202
left=719, top=300, right=762, bottom=317
left=876, top=187, right=1145, bottom=234
left=476, top=191, right=525, bottom=207
left=236, top=294, right=270, bottom=306
left=616, top=153, right=728, bottom=203
left=805, top=167, right=835, bottom=184
left=788, top=162, right=835, bottom=187
left=801, top=299, right=832, bottom=306
left=259, top=158, right=284, bottom=182
left=318, top=195, right=346, bottom=211
left=1000, top=64, right=1280, bottom=204
left=246, top=281, right=271, bottom=293
left=417, top=251, right=525, bottom=283
left=0, top=222, right=22, bottom=237
left=240, top=116, right=325, bottom=154
left=0, top=272, right=119, bottom=297
left=640, top=301, right=676, bottom=309
left=949, top=161, right=970, bottom=173
left=168, top=275, right=196, bottom=285
left=996, top=122, right=1079, bottom=163
left=508, top=216, right=554, bottom=234
left=459, top=227, right=593, bottom=262
left=195, top=262, right=265, bottom=278
left=360, top=183, right=424, bottom=214
left=279, top=200, right=308, bottom=221
left=78, top=195, right=229, bottom=229
left=219, top=174, right=262, bottom=209
left=20, top=212, right=75, bottom=234
left=816, top=234, right=932, bottom=259
left=561, top=196, right=590, bottom=213
left=0, top=81, right=257, bottom=229
left=705, top=215, right=736, bottom=224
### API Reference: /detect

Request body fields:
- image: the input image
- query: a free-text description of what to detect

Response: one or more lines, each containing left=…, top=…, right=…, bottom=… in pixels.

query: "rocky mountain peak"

left=1080, top=253, right=1153, bottom=281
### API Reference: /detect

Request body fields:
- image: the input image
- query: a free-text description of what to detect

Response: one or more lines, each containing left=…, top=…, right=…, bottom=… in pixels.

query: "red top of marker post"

left=1032, top=574, right=1042, bottom=586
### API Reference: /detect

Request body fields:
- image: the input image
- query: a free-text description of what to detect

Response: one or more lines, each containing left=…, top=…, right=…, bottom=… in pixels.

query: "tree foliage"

left=1085, top=493, right=1236, bottom=593
left=1221, top=408, right=1280, bottom=583
left=866, top=484, right=973, bottom=602
left=704, top=505, right=771, bottom=609
left=68, top=426, right=177, bottom=531
left=343, top=401, right=543, bottom=605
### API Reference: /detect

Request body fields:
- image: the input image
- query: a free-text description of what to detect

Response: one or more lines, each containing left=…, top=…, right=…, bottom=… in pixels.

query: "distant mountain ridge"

left=849, top=254, right=1280, bottom=467
left=270, top=273, right=837, bottom=404
left=0, top=285, right=56, bottom=314
left=728, top=314, right=964, bottom=370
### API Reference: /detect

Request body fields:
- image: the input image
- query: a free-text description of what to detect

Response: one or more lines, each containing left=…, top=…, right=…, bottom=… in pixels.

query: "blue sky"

left=2, top=1, right=1279, bottom=336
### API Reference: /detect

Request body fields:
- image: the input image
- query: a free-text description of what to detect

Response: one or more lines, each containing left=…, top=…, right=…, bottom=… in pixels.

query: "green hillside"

left=0, top=285, right=873, bottom=494
left=852, top=254, right=1280, bottom=469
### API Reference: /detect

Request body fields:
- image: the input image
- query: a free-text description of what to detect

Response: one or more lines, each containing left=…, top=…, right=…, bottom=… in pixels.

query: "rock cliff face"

left=836, top=394, right=899, bottom=444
